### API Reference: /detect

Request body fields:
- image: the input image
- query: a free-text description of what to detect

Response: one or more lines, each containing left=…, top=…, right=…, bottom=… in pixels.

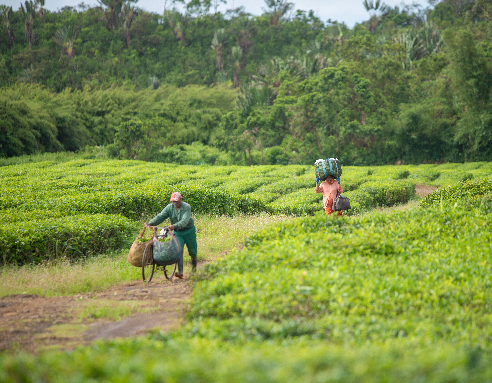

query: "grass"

left=194, top=213, right=290, bottom=261
left=78, top=300, right=157, bottom=321
left=0, top=213, right=291, bottom=298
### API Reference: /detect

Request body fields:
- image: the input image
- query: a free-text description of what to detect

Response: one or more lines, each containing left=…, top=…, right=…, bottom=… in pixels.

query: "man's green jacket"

left=148, top=201, right=195, bottom=231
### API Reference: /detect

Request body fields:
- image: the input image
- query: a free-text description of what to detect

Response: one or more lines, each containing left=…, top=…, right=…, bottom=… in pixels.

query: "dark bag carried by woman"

left=332, top=190, right=351, bottom=211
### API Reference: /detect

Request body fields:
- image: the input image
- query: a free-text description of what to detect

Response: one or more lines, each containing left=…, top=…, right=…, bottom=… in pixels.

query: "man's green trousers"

left=175, top=225, right=197, bottom=274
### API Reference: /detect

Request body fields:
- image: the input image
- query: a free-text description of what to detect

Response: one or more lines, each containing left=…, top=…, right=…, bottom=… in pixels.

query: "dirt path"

left=415, top=184, right=437, bottom=197
left=0, top=273, right=192, bottom=353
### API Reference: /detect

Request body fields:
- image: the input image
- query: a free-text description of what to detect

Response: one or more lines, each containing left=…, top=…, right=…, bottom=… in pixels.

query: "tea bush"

left=1, top=338, right=491, bottom=382
left=2, top=158, right=492, bottom=264
left=420, top=178, right=492, bottom=208
left=0, top=214, right=135, bottom=264
left=189, top=205, right=492, bottom=347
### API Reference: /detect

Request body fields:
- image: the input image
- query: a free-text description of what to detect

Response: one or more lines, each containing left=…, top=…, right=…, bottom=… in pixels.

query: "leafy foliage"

left=2, top=1, right=492, bottom=164
left=2, top=157, right=492, bottom=264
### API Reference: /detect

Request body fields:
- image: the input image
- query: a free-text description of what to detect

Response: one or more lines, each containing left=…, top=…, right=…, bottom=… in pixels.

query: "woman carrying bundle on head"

left=315, top=174, right=344, bottom=217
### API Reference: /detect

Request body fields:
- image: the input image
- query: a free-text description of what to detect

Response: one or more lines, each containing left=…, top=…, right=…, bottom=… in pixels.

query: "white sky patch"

left=2, top=0, right=427, bottom=27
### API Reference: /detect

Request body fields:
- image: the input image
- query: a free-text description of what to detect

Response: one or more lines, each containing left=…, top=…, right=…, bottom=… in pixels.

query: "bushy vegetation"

left=2, top=158, right=492, bottom=264
left=420, top=177, right=492, bottom=211
left=1, top=164, right=492, bottom=381
left=1, top=338, right=492, bottom=382
left=2, top=0, right=492, bottom=164
left=189, top=206, right=492, bottom=346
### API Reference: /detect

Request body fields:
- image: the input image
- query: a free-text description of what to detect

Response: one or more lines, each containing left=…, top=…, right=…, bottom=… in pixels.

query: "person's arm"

left=337, top=182, right=343, bottom=194
left=148, top=204, right=171, bottom=226
left=315, top=181, right=323, bottom=193
left=172, top=204, right=193, bottom=231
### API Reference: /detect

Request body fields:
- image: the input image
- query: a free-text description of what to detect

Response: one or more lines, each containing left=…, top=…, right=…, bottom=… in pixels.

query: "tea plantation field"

left=1, top=166, right=492, bottom=382
left=1, top=159, right=492, bottom=265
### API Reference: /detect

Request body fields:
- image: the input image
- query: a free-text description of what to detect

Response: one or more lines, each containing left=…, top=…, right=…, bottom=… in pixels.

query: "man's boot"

left=191, top=256, right=197, bottom=272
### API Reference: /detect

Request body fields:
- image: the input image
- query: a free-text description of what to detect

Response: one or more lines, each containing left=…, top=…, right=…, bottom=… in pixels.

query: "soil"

left=0, top=272, right=193, bottom=353
left=0, top=185, right=437, bottom=353
left=415, top=184, right=438, bottom=197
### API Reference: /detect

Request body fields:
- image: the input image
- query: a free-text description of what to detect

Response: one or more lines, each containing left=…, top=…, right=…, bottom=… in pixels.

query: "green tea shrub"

left=0, top=214, right=135, bottom=264
left=1, top=339, right=491, bottom=382
left=189, top=207, right=492, bottom=347
left=395, top=170, right=410, bottom=179
left=341, top=181, right=414, bottom=214
left=245, top=191, right=279, bottom=204
left=420, top=178, right=492, bottom=208
left=2, top=159, right=491, bottom=264
left=220, top=177, right=272, bottom=194
left=267, top=188, right=322, bottom=215
left=358, top=181, right=415, bottom=206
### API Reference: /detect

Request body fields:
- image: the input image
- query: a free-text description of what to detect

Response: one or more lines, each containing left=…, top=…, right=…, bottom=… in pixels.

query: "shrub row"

left=2, top=338, right=491, bottom=383
left=420, top=178, right=492, bottom=208
left=2, top=159, right=492, bottom=264
left=0, top=214, right=136, bottom=264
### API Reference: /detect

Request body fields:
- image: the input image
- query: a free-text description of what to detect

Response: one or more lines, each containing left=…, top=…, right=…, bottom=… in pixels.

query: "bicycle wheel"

left=142, top=243, right=155, bottom=283
left=164, top=263, right=177, bottom=281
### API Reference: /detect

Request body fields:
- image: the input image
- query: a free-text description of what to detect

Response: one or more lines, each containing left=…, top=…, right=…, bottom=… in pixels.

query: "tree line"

left=1, top=0, right=492, bottom=165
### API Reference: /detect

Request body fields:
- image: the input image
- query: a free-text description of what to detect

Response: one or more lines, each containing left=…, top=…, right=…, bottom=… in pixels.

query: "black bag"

left=332, top=190, right=351, bottom=211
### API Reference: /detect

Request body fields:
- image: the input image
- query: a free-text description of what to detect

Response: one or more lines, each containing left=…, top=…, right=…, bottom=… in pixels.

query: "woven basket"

left=127, top=227, right=153, bottom=267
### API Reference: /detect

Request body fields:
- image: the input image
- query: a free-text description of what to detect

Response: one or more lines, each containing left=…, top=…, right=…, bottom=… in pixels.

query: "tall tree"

left=53, top=26, right=79, bottom=60
left=20, top=0, right=44, bottom=51
left=0, top=6, right=15, bottom=50
left=231, top=45, right=242, bottom=88
left=211, top=28, right=227, bottom=72
left=444, top=29, right=492, bottom=159
left=121, top=2, right=138, bottom=47
left=262, top=0, right=293, bottom=26
left=229, top=15, right=257, bottom=55
left=165, top=9, right=186, bottom=41
left=98, top=0, right=123, bottom=31
left=362, top=0, right=390, bottom=32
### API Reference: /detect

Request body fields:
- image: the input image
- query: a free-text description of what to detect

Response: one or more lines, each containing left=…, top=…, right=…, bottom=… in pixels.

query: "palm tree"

left=18, top=64, right=35, bottom=83
left=148, top=76, right=159, bottom=89
left=165, top=9, right=186, bottom=42
left=306, top=41, right=327, bottom=73
left=53, top=26, right=79, bottom=60
left=121, top=2, right=138, bottom=47
left=20, top=0, right=44, bottom=51
left=98, top=0, right=123, bottom=31
left=211, top=28, right=227, bottom=72
left=394, top=22, right=443, bottom=70
left=231, top=45, right=242, bottom=88
left=229, top=16, right=257, bottom=56
left=262, top=0, right=293, bottom=26
left=362, top=0, right=390, bottom=33
left=0, top=6, right=15, bottom=50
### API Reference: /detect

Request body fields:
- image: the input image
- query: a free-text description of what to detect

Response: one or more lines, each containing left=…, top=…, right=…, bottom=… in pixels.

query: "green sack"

left=314, top=158, right=342, bottom=181
left=152, top=235, right=182, bottom=266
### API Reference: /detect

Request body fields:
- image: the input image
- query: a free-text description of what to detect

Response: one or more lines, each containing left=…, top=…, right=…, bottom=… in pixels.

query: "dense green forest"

left=1, top=0, right=492, bottom=165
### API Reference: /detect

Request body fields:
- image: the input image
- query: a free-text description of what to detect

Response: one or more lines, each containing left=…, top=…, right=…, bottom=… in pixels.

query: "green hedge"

left=0, top=214, right=136, bottom=264
left=1, top=339, right=491, bottom=383
left=420, top=178, right=492, bottom=208
left=2, top=159, right=492, bottom=265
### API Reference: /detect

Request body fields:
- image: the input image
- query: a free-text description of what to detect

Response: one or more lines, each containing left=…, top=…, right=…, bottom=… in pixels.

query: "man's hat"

left=170, top=192, right=182, bottom=201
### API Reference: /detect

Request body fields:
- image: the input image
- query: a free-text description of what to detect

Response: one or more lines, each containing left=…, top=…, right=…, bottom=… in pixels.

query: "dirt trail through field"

left=0, top=185, right=437, bottom=353
left=0, top=271, right=194, bottom=353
